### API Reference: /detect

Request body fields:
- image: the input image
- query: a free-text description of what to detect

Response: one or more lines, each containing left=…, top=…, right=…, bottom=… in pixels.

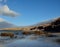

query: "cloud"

left=0, top=18, right=5, bottom=22
left=0, top=18, right=17, bottom=28
left=0, top=5, right=19, bottom=17
left=0, top=0, right=7, bottom=2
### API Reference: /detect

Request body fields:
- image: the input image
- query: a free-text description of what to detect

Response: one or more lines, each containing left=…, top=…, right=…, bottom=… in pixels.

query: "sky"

left=0, top=0, right=60, bottom=26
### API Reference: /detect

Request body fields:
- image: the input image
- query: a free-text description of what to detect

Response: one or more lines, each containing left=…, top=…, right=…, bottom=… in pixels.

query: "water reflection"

left=0, top=31, right=60, bottom=47
left=5, top=35, right=60, bottom=47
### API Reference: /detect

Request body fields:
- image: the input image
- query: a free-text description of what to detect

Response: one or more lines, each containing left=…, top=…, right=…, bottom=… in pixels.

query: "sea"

left=0, top=31, right=60, bottom=47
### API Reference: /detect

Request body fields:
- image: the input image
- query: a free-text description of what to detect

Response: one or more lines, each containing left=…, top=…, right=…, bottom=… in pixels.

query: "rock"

left=55, top=39, right=60, bottom=43
left=47, top=35, right=57, bottom=37
left=0, top=33, right=14, bottom=38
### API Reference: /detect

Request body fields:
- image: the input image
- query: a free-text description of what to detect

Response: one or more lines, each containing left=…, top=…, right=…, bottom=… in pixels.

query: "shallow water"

left=0, top=35, right=60, bottom=47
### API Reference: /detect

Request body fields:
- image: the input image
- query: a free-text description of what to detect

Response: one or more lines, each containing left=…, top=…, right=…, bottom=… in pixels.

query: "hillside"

left=30, top=17, right=60, bottom=33
left=0, top=17, right=60, bottom=32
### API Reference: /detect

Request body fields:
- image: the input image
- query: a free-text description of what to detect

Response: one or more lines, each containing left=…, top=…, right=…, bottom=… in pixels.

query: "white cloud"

left=0, top=5, right=19, bottom=17
left=0, top=18, right=5, bottom=22
left=0, top=0, right=7, bottom=2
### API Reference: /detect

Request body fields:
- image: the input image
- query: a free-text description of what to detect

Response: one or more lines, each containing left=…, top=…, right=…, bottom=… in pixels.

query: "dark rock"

left=55, top=39, right=60, bottom=43
left=47, top=35, right=57, bottom=37
left=44, top=17, right=60, bottom=33
left=37, top=26, right=43, bottom=30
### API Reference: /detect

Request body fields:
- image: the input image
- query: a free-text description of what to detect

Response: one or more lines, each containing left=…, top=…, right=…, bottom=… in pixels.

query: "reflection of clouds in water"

left=5, top=38, right=60, bottom=47
left=28, top=36, right=38, bottom=40
left=0, top=45, right=5, bottom=47
left=0, top=35, right=60, bottom=47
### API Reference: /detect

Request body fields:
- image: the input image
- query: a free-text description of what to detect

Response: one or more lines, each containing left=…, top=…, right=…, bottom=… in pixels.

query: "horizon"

left=0, top=0, right=60, bottom=26
left=0, top=17, right=60, bottom=27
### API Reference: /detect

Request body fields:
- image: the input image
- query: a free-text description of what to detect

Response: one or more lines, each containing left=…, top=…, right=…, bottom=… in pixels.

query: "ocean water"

left=0, top=35, right=60, bottom=47
left=0, top=31, right=60, bottom=47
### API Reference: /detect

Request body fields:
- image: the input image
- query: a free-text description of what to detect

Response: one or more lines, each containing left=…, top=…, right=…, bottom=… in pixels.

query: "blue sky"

left=0, top=0, right=60, bottom=26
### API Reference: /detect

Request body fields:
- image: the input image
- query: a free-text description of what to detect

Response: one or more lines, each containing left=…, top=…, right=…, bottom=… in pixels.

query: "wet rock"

left=55, top=39, right=60, bottom=43
left=47, top=35, right=57, bottom=37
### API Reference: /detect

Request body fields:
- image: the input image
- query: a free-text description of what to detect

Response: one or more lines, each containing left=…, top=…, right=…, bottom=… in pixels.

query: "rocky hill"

left=30, top=17, right=60, bottom=33
left=0, top=17, right=60, bottom=33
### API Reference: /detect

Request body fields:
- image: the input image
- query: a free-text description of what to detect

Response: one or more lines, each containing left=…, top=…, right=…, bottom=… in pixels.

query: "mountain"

left=30, top=17, right=60, bottom=33
left=44, top=17, right=60, bottom=32
left=0, top=18, right=17, bottom=28
left=0, top=17, right=60, bottom=32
